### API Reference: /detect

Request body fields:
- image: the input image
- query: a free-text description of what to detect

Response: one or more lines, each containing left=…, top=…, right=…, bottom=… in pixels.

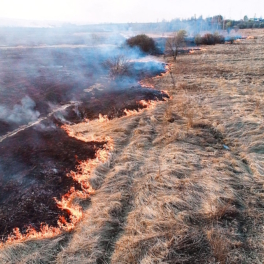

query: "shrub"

left=103, top=55, right=130, bottom=79
left=238, top=23, right=247, bottom=29
left=214, top=33, right=225, bottom=44
left=201, top=33, right=216, bottom=45
left=126, top=34, right=157, bottom=54
left=194, top=34, right=202, bottom=46
left=195, top=33, right=225, bottom=46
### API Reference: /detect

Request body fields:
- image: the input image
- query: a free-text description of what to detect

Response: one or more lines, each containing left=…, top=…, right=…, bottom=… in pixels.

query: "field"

left=1, top=28, right=264, bottom=263
left=0, top=38, right=168, bottom=242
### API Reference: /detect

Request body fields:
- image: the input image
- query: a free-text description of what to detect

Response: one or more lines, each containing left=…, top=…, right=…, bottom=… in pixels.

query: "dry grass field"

left=1, top=28, right=264, bottom=263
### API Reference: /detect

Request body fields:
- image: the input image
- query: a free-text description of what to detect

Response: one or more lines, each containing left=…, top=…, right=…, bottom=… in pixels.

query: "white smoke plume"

left=0, top=96, right=40, bottom=124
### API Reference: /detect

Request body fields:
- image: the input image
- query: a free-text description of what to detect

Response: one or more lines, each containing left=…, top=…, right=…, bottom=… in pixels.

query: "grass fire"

left=0, top=6, right=264, bottom=264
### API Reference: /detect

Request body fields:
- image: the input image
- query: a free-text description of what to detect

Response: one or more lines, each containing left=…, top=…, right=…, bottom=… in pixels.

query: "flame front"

left=140, top=63, right=171, bottom=86
left=123, top=99, right=159, bottom=117
left=246, top=36, right=255, bottom=39
left=0, top=120, right=114, bottom=248
left=189, top=48, right=206, bottom=54
left=154, top=64, right=171, bottom=79
left=139, top=100, right=157, bottom=109
left=139, top=80, right=155, bottom=88
left=124, top=108, right=140, bottom=116
left=0, top=63, right=170, bottom=247
left=98, top=113, right=109, bottom=123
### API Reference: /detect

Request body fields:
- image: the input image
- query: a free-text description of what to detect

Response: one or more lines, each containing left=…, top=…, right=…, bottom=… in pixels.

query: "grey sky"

left=0, top=0, right=263, bottom=23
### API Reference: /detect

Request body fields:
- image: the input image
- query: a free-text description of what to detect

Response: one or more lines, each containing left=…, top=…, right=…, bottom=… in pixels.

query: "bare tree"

left=165, top=30, right=187, bottom=61
left=103, top=55, right=130, bottom=79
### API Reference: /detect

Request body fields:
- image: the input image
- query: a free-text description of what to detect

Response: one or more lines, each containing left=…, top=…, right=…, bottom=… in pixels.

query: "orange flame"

left=84, top=114, right=109, bottom=124
left=164, top=64, right=170, bottom=71
left=161, top=64, right=171, bottom=77
left=62, top=114, right=111, bottom=142
left=161, top=90, right=172, bottom=100
left=139, top=80, right=155, bottom=89
left=0, top=128, right=113, bottom=248
left=189, top=48, right=206, bottom=54
left=0, top=59, right=171, bottom=247
left=123, top=99, right=160, bottom=117
left=140, top=63, right=171, bottom=85
left=4, top=225, right=61, bottom=246
left=98, top=113, right=109, bottom=123
left=154, top=63, right=171, bottom=79
left=139, top=100, right=157, bottom=109
left=124, top=108, right=139, bottom=116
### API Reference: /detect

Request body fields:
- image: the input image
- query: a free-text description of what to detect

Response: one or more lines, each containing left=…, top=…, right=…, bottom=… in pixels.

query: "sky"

left=0, top=0, right=263, bottom=24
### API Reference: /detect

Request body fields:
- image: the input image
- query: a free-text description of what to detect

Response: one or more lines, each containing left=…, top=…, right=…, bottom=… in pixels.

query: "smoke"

left=0, top=26, right=168, bottom=132
left=0, top=25, right=172, bottom=242
left=0, top=96, right=40, bottom=125
left=35, top=122, right=57, bottom=131
left=53, top=112, right=72, bottom=125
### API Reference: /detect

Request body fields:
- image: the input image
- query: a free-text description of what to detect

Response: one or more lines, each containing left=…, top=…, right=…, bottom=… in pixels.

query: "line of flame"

left=246, top=36, right=255, bottom=39
left=123, top=99, right=160, bottom=117
left=139, top=63, right=171, bottom=87
left=189, top=48, right=207, bottom=54
left=154, top=63, right=171, bottom=79
left=139, top=80, right=155, bottom=89
left=0, top=120, right=113, bottom=248
left=0, top=63, right=171, bottom=247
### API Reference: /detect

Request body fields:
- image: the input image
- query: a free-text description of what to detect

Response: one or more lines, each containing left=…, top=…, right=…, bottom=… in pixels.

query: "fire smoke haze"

left=0, top=0, right=263, bottom=25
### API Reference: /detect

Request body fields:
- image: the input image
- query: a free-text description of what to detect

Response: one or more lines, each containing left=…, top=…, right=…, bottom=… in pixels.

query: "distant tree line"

left=122, top=15, right=264, bottom=34
left=53, top=15, right=264, bottom=36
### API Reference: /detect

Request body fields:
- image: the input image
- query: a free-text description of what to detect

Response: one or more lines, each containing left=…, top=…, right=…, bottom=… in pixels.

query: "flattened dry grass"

left=1, top=29, right=264, bottom=263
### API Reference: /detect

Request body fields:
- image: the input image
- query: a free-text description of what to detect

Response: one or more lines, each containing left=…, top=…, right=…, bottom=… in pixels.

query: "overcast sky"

left=0, top=0, right=263, bottom=23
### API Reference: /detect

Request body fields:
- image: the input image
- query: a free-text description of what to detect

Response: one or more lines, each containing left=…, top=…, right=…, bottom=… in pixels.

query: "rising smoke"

left=0, top=96, right=40, bottom=125
left=0, top=25, right=170, bottom=242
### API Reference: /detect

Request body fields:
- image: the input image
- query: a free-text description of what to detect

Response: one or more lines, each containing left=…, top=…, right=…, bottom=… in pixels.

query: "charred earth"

left=0, top=32, right=169, bottom=243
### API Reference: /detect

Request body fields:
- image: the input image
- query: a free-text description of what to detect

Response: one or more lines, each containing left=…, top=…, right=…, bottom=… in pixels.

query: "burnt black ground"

left=0, top=122, right=105, bottom=239
left=66, top=86, right=168, bottom=122
left=0, top=85, right=168, bottom=240
left=0, top=43, right=168, bottom=241
left=0, top=47, right=166, bottom=136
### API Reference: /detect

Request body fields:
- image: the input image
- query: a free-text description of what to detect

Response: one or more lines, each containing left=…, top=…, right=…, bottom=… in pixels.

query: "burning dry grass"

left=0, top=127, right=113, bottom=250
left=1, top=29, right=264, bottom=263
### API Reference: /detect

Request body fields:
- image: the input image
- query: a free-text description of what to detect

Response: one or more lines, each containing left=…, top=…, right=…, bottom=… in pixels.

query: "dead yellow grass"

left=1, top=28, right=264, bottom=263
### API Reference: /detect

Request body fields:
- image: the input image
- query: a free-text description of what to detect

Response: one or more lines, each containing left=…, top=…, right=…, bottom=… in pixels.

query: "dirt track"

left=1, top=29, right=264, bottom=263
